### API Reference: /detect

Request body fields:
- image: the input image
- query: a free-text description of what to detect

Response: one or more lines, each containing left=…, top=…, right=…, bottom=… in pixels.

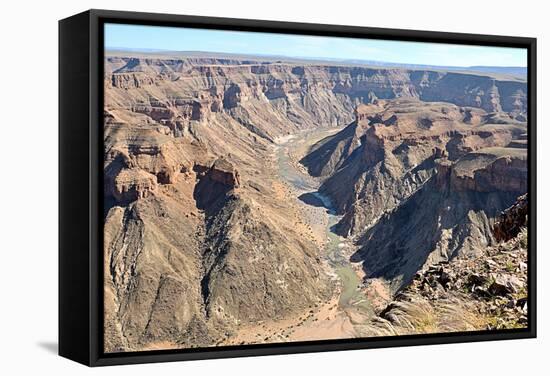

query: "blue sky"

left=105, top=23, right=527, bottom=67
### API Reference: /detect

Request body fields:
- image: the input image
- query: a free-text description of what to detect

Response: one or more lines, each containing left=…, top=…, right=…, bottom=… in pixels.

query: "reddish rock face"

left=112, top=168, right=158, bottom=203
left=223, top=84, right=244, bottom=109
left=450, top=155, right=527, bottom=193
left=191, top=158, right=241, bottom=211
left=209, top=158, right=241, bottom=188
left=192, top=159, right=240, bottom=188
left=134, top=105, right=174, bottom=122
left=111, top=72, right=156, bottom=89
left=156, top=168, right=179, bottom=185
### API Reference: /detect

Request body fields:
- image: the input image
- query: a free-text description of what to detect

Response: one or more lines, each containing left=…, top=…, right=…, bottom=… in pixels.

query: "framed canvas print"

left=59, top=9, right=536, bottom=366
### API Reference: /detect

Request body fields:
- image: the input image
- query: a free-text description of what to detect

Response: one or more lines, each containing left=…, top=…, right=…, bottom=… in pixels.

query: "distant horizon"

left=105, top=46, right=527, bottom=71
left=105, top=23, right=527, bottom=68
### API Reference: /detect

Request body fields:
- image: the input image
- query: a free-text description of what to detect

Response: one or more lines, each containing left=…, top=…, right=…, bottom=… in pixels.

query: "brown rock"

left=494, top=194, right=528, bottom=242
left=112, top=168, right=158, bottom=203
left=210, top=158, right=241, bottom=188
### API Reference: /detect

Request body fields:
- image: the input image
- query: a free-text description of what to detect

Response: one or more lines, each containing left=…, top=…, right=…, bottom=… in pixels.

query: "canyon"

left=103, top=53, right=528, bottom=352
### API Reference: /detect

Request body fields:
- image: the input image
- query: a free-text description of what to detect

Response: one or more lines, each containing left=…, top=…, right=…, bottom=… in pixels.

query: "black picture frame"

left=59, top=9, right=537, bottom=367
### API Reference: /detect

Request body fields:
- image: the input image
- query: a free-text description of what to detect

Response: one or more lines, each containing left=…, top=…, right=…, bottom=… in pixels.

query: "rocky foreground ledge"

left=371, top=194, right=528, bottom=334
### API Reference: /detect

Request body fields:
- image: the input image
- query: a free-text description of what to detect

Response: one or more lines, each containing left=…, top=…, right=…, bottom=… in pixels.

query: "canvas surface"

left=101, top=23, right=529, bottom=353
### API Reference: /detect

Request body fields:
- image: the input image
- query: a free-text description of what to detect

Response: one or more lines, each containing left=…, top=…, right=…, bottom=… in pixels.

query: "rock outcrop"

left=494, top=193, right=528, bottom=242
left=369, top=196, right=528, bottom=334
left=346, top=142, right=526, bottom=292
left=208, top=158, right=241, bottom=187
left=305, top=99, right=526, bottom=237
left=112, top=168, right=158, bottom=203
left=193, top=158, right=240, bottom=211
left=298, top=99, right=527, bottom=295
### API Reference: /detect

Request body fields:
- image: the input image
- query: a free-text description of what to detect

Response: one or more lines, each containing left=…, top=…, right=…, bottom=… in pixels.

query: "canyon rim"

left=102, top=24, right=529, bottom=353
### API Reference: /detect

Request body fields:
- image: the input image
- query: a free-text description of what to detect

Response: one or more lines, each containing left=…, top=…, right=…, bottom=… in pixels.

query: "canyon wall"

left=105, top=56, right=527, bottom=142
left=301, top=99, right=527, bottom=293
left=103, top=55, right=528, bottom=351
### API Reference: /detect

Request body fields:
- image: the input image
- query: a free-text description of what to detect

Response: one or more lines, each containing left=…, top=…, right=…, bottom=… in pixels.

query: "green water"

left=275, top=130, right=370, bottom=312
left=324, top=211, right=365, bottom=309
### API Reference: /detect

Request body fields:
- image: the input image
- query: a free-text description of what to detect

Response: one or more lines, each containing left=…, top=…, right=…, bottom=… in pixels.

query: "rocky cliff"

left=103, top=57, right=339, bottom=351
left=300, top=99, right=527, bottom=294
left=494, top=193, right=528, bottom=242
left=366, top=196, right=528, bottom=335
left=350, top=147, right=526, bottom=293
left=105, top=56, right=527, bottom=142
left=307, top=99, right=526, bottom=237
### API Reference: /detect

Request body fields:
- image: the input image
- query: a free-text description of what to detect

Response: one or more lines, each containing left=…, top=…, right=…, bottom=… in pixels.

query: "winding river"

left=275, top=128, right=371, bottom=313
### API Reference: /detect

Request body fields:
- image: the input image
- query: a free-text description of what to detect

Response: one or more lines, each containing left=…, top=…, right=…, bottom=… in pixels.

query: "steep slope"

left=299, top=120, right=364, bottom=178
left=365, top=195, right=528, bottom=335
left=103, top=64, right=332, bottom=351
left=298, top=98, right=527, bottom=299
left=351, top=146, right=527, bottom=293
left=311, top=99, right=526, bottom=237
